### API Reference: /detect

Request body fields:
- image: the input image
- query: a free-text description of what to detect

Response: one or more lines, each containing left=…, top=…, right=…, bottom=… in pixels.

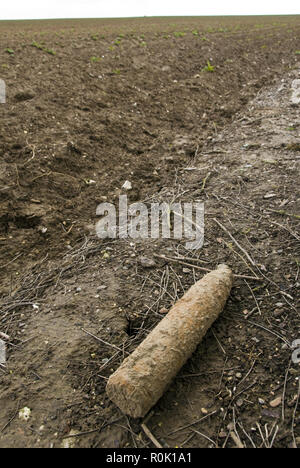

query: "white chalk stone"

left=122, top=180, right=132, bottom=190
left=291, top=79, right=300, bottom=105
left=0, top=339, right=6, bottom=365
left=0, top=79, right=5, bottom=104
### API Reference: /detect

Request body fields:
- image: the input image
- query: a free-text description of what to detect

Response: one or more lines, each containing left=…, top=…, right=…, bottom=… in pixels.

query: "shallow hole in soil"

left=126, top=318, right=138, bottom=337
left=126, top=316, right=148, bottom=338
left=13, top=215, right=41, bottom=229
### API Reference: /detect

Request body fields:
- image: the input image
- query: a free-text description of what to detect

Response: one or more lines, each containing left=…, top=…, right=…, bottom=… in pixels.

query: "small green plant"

left=91, top=34, right=99, bottom=41
left=201, top=36, right=208, bottom=41
left=5, top=48, right=14, bottom=55
left=31, top=42, right=56, bottom=55
left=114, top=39, right=122, bottom=46
left=90, top=56, right=101, bottom=63
left=113, top=69, right=121, bottom=75
left=203, top=60, right=215, bottom=72
left=31, top=41, right=43, bottom=50
left=192, top=30, right=199, bottom=36
left=45, top=48, right=56, bottom=55
left=295, top=51, right=300, bottom=55
left=174, top=31, right=185, bottom=38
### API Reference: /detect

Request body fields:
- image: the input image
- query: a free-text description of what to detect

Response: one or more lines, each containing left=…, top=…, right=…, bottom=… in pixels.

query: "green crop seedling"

left=203, top=60, right=215, bottom=72
left=174, top=32, right=185, bottom=38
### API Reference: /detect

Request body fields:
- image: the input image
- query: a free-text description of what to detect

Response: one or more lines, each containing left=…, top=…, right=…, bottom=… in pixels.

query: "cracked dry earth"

left=0, top=67, right=299, bottom=448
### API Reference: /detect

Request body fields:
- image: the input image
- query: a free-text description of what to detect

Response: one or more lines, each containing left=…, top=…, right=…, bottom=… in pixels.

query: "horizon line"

left=1, top=13, right=300, bottom=22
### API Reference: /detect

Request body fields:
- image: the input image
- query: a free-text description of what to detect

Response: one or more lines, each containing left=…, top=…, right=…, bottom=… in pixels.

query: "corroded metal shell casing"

left=106, top=264, right=233, bottom=418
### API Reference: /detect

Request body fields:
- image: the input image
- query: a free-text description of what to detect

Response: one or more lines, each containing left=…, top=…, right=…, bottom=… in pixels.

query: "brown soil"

left=0, top=16, right=299, bottom=448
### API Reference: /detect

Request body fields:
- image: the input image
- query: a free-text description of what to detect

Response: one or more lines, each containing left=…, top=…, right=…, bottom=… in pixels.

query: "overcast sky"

left=1, top=0, right=299, bottom=20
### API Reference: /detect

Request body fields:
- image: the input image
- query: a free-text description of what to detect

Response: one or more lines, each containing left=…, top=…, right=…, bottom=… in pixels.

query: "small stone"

left=38, top=226, right=48, bottom=234
left=122, top=180, right=132, bottom=191
left=274, top=309, right=283, bottom=318
left=236, top=398, right=244, bottom=407
left=261, top=408, right=280, bottom=419
left=160, top=308, right=168, bottom=314
left=61, top=430, right=78, bottom=449
left=270, top=396, right=282, bottom=408
left=263, top=158, right=277, bottom=165
left=201, top=408, right=208, bottom=415
left=252, top=337, right=260, bottom=343
left=236, top=373, right=242, bottom=379
left=19, top=407, right=31, bottom=422
left=85, top=179, right=96, bottom=185
left=140, top=257, right=156, bottom=268
left=258, top=398, right=265, bottom=405
left=219, top=431, right=227, bottom=438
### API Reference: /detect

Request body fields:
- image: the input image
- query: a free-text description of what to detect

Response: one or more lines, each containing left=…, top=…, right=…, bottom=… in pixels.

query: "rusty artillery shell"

left=106, top=264, right=233, bottom=418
